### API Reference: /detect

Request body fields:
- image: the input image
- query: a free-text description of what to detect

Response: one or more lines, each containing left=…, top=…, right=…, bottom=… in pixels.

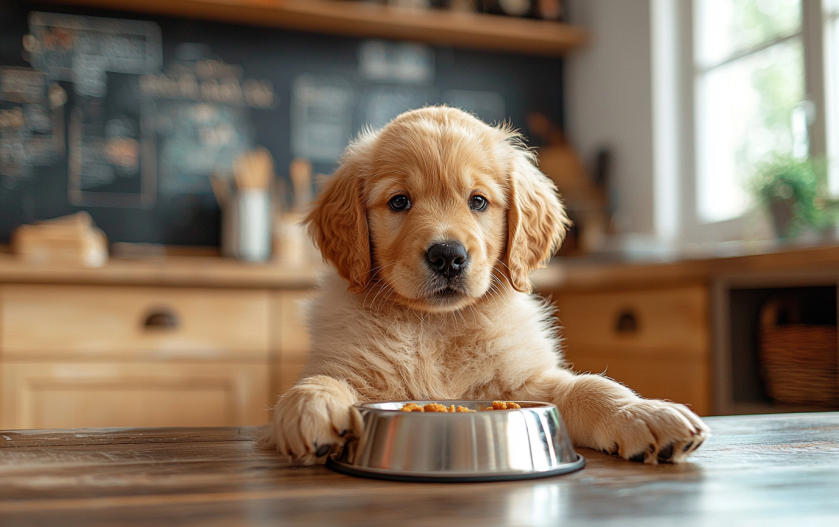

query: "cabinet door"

left=1, top=362, right=271, bottom=430
left=554, top=285, right=711, bottom=415
left=271, top=291, right=314, bottom=401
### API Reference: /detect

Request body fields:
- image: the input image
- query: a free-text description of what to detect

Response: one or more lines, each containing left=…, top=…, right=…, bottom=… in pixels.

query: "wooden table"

left=1, top=413, right=838, bottom=526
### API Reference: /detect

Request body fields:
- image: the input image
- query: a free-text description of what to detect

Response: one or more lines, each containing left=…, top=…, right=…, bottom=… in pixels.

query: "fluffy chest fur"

left=301, top=273, right=563, bottom=401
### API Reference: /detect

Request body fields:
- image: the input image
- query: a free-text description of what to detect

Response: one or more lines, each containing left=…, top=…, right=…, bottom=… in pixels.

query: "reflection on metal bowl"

left=327, top=400, right=585, bottom=483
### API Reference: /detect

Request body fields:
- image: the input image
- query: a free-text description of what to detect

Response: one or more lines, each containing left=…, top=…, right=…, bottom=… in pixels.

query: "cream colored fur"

left=265, top=107, right=709, bottom=465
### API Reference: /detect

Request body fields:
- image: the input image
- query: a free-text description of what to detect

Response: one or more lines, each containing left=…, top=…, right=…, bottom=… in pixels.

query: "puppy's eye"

left=469, top=195, right=488, bottom=211
left=389, top=194, right=411, bottom=211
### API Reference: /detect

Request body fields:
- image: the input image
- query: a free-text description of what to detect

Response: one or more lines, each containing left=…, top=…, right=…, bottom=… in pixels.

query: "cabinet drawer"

left=1, top=285, right=270, bottom=359
left=554, top=285, right=709, bottom=356
left=1, top=362, right=270, bottom=429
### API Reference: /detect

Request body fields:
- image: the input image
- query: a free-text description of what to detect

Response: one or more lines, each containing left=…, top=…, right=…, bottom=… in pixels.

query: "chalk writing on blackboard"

left=140, top=65, right=275, bottom=109
left=23, top=12, right=163, bottom=206
left=0, top=67, right=65, bottom=186
left=155, top=100, right=253, bottom=195
left=27, top=12, right=162, bottom=97
left=358, top=40, right=434, bottom=84
left=291, top=75, right=355, bottom=163
left=67, top=73, right=156, bottom=207
left=140, top=47, right=273, bottom=195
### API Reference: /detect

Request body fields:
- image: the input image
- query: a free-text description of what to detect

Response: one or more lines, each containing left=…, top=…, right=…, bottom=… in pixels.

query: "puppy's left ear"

left=503, top=140, right=570, bottom=293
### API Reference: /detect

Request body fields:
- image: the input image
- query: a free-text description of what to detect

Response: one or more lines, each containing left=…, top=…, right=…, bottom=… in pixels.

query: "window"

left=693, top=0, right=805, bottom=224
left=653, top=0, right=839, bottom=244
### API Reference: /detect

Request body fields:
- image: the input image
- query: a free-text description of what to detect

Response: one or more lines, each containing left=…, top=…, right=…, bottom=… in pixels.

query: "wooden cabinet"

left=0, top=273, right=316, bottom=430
left=273, top=291, right=314, bottom=398
left=552, top=285, right=712, bottom=415
left=2, top=285, right=270, bottom=359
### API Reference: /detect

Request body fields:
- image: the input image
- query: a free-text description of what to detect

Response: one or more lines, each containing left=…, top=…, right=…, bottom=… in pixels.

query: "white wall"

left=565, top=0, right=655, bottom=236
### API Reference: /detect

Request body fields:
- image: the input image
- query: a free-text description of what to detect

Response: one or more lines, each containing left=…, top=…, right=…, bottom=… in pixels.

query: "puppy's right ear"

left=305, top=159, right=371, bottom=293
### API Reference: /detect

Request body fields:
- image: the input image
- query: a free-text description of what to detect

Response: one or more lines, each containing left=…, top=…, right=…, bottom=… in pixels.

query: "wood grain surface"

left=531, top=243, right=839, bottom=292
left=1, top=285, right=271, bottom=358
left=0, top=254, right=320, bottom=289
left=47, top=0, right=590, bottom=57
left=1, top=413, right=838, bottom=526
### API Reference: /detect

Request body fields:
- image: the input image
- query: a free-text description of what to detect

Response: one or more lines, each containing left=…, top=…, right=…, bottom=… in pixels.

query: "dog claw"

left=683, top=441, right=694, bottom=453
left=657, top=443, right=674, bottom=462
left=629, top=451, right=646, bottom=463
left=315, top=444, right=331, bottom=457
left=339, top=429, right=348, bottom=437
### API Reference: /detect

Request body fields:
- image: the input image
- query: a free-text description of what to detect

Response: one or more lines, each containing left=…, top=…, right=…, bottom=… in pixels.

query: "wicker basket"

left=759, top=300, right=839, bottom=407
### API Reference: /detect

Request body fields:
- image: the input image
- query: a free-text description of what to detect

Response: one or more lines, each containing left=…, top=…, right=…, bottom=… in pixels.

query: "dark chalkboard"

left=0, top=0, right=565, bottom=247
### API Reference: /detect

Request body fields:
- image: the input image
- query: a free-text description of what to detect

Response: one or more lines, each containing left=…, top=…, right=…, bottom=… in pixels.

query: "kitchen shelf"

left=50, top=0, right=589, bottom=56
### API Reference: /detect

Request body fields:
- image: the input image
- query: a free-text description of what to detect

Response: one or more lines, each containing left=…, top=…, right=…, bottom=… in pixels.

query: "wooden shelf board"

left=48, top=0, right=589, bottom=56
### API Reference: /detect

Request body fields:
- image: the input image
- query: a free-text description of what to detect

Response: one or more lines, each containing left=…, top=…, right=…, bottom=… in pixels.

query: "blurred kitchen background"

left=0, top=0, right=838, bottom=430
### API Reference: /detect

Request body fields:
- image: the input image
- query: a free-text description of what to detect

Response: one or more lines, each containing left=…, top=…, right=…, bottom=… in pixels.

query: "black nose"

left=426, top=242, right=468, bottom=278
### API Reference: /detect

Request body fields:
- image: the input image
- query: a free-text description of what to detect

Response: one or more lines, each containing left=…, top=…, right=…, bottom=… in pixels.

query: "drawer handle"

left=143, top=308, right=180, bottom=330
left=615, top=310, right=639, bottom=334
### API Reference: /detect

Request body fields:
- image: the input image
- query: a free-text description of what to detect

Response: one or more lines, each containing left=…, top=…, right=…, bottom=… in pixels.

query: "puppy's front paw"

left=267, top=376, right=361, bottom=464
left=607, top=400, right=709, bottom=464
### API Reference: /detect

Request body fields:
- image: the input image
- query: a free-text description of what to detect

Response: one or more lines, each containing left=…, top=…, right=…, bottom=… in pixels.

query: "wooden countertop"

left=1, top=413, right=838, bottom=525
left=0, top=254, right=321, bottom=289
left=2, top=242, right=839, bottom=291
left=532, top=242, right=839, bottom=292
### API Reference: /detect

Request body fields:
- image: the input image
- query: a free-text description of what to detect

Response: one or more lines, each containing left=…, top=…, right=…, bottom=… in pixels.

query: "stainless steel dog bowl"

left=326, top=400, right=585, bottom=482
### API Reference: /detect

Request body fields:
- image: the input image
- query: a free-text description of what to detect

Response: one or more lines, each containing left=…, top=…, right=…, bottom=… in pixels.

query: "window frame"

left=825, top=0, right=839, bottom=194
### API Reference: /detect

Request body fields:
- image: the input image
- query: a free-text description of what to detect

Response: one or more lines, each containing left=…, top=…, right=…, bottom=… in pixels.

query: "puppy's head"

left=306, top=107, right=568, bottom=313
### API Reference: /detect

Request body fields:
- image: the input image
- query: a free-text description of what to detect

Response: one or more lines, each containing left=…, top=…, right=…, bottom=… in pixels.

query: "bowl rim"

left=326, top=453, right=586, bottom=483
left=354, top=400, right=557, bottom=413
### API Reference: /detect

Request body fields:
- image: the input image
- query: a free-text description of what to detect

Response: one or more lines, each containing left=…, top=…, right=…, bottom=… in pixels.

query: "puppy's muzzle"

left=426, top=241, right=468, bottom=279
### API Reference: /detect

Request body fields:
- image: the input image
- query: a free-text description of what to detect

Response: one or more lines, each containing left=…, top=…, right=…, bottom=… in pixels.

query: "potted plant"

left=748, top=155, right=838, bottom=240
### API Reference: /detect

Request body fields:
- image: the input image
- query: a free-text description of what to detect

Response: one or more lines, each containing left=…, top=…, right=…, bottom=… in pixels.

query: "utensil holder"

left=222, top=189, right=272, bottom=262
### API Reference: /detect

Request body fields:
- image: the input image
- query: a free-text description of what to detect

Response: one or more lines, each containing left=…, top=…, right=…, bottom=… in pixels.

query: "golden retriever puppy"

left=266, top=106, right=709, bottom=465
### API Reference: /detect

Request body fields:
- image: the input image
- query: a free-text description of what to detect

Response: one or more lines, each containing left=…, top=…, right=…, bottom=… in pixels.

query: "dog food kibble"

left=399, top=401, right=521, bottom=412
left=485, top=401, right=521, bottom=410
left=400, top=403, right=475, bottom=413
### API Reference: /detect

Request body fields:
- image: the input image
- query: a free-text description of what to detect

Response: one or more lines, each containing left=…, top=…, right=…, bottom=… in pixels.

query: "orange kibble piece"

left=482, top=401, right=522, bottom=411
left=401, top=403, right=424, bottom=412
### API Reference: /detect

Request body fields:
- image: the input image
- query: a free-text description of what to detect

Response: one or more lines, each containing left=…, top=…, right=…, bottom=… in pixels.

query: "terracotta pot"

left=769, top=198, right=796, bottom=239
